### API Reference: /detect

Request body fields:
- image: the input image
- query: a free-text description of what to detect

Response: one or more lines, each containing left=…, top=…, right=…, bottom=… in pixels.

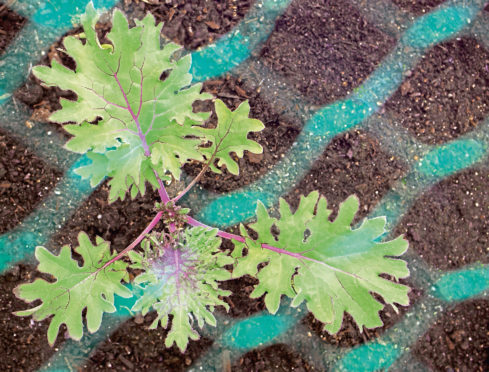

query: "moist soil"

left=0, top=264, right=66, bottom=372
left=259, top=0, right=397, bottom=106
left=395, top=168, right=489, bottom=271
left=232, top=344, right=314, bottom=372
left=0, top=130, right=61, bottom=234
left=139, top=0, right=253, bottom=50
left=1, top=0, right=489, bottom=371
left=384, top=36, right=489, bottom=145
left=0, top=4, right=26, bottom=54
left=80, top=311, right=214, bottom=371
left=390, top=0, right=447, bottom=15
left=414, top=299, right=489, bottom=371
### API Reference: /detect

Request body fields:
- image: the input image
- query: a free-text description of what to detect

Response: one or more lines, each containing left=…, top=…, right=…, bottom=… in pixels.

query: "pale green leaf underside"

left=130, top=227, right=232, bottom=352
left=14, top=232, right=131, bottom=345
left=233, top=192, right=410, bottom=334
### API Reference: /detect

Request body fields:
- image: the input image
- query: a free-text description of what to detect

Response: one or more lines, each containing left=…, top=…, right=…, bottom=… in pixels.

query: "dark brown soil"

left=232, top=344, right=314, bottom=371
left=218, top=275, right=266, bottom=318
left=81, top=312, right=213, bottom=371
left=49, top=182, right=159, bottom=253
left=414, top=299, right=489, bottom=371
left=394, top=168, right=489, bottom=270
left=139, top=0, right=253, bottom=50
left=259, top=0, right=396, bottom=106
left=284, top=130, right=407, bottom=221
left=385, top=37, right=489, bottom=145
left=390, top=0, right=447, bottom=15
left=0, top=130, right=61, bottom=234
left=0, top=5, right=26, bottom=54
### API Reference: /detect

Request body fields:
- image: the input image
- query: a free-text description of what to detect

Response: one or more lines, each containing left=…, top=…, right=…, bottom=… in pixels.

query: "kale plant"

left=14, top=4, right=411, bottom=352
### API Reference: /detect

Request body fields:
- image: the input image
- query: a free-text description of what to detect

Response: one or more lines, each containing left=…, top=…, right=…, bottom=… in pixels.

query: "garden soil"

left=1, top=0, right=489, bottom=370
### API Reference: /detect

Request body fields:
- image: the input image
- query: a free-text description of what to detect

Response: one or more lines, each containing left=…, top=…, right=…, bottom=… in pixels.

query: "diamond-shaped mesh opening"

left=0, top=130, right=61, bottom=234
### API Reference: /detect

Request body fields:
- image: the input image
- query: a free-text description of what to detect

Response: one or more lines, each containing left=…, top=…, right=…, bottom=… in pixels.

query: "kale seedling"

left=14, top=4, right=411, bottom=352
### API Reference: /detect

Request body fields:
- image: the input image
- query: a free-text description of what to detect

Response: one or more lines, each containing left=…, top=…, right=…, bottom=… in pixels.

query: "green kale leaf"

left=14, top=232, right=131, bottom=345
left=232, top=192, right=410, bottom=333
left=129, top=227, right=233, bottom=351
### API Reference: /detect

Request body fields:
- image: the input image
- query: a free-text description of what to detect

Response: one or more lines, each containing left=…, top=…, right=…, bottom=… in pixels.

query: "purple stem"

left=101, top=211, right=163, bottom=270
left=186, top=216, right=241, bottom=241
left=95, top=66, right=174, bottom=269
left=185, top=216, right=324, bottom=265
left=154, top=171, right=171, bottom=203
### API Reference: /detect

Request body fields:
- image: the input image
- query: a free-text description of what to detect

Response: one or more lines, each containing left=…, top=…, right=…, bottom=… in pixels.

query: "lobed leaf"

left=232, top=192, right=410, bottom=333
left=197, top=99, right=264, bottom=175
left=33, top=5, right=265, bottom=201
left=14, top=232, right=131, bottom=345
left=130, top=227, right=233, bottom=352
left=33, top=4, right=212, bottom=202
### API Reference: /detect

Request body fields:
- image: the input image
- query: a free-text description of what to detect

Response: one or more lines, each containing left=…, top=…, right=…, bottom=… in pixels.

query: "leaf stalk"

left=101, top=211, right=163, bottom=270
left=184, top=216, right=324, bottom=265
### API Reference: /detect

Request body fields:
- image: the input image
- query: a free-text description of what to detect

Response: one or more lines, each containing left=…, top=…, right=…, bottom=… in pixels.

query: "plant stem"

left=173, top=112, right=238, bottom=203
left=154, top=171, right=171, bottom=203
left=101, top=211, right=163, bottom=270
left=172, top=140, right=222, bottom=203
left=186, top=216, right=243, bottom=241
left=99, top=177, right=169, bottom=269
left=172, top=163, right=209, bottom=203
left=185, top=216, right=327, bottom=266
